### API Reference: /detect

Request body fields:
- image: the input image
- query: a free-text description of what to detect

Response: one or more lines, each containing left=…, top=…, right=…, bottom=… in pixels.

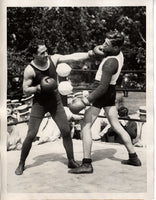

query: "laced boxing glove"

left=40, top=76, right=57, bottom=93
left=88, top=45, right=105, bottom=58
left=69, top=97, right=91, bottom=114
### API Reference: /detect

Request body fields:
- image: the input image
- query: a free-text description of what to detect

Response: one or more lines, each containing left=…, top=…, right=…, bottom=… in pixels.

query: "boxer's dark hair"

left=106, top=31, right=124, bottom=47
left=27, top=38, right=46, bottom=55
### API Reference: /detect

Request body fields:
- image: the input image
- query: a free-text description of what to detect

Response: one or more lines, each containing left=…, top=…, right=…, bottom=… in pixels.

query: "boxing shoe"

left=121, top=157, right=141, bottom=166
left=68, top=163, right=93, bottom=174
left=15, top=162, right=25, bottom=175
left=68, top=159, right=80, bottom=168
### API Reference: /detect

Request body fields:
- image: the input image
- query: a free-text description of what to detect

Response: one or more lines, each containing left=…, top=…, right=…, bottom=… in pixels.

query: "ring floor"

left=6, top=138, right=147, bottom=194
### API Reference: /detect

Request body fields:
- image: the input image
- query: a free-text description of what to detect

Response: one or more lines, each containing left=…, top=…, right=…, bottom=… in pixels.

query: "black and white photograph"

left=0, top=0, right=154, bottom=200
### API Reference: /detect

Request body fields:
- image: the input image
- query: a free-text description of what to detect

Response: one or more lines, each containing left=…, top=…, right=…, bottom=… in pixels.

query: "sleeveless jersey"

left=95, top=51, right=124, bottom=85
left=30, top=56, right=58, bottom=104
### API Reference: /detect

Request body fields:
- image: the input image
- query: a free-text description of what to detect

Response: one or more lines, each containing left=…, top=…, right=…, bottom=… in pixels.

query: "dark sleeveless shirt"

left=30, top=56, right=60, bottom=105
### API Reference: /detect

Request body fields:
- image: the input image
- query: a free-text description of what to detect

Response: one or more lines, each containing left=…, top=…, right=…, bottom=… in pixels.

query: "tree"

left=7, top=7, right=146, bottom=98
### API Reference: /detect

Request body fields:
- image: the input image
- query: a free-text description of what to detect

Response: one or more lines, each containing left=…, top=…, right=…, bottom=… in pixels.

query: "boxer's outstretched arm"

left=57, top=52, right=91, bottom=64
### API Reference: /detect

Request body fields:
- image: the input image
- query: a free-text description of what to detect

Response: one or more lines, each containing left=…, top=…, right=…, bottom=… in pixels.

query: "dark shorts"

left=30, top=91, right=62, bottom=118
left=29, top=92, right=70, bottom=136
left=92, top=85, right=116, bottom=109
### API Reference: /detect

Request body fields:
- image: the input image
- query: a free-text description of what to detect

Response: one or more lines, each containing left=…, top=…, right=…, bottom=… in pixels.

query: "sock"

left=129, top=153, right=137, bottom=159
left=82, top=158, right=92, bottom=164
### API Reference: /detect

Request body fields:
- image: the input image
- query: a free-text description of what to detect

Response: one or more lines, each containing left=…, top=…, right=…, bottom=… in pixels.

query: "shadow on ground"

left=25, top=148, right=120, bottom=170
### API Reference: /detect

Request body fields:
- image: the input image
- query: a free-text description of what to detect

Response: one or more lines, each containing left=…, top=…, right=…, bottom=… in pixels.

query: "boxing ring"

left=6, top=68, right=147, bottom=194
left=7, top=136, right=146, bottom=194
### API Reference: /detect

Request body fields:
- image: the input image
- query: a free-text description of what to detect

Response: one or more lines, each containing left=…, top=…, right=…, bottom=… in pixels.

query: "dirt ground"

left=7, top=139, right=146, bottom=194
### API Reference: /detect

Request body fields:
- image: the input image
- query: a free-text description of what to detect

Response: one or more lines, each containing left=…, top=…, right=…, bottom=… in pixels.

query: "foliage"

left=7, top=7, right=146, bottom=97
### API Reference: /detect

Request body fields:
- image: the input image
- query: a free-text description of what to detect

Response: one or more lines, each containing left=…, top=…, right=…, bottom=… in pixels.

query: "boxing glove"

left=40, top=76, right=57, bottom=93
left=69, top=97, right=90, bottom=114
left=58, top=81, right=73, bottom=95
left=88, top=45, right=105, bottom=58
left=93, top=45, right=105, bottom=56
left=56, top=63, right=72, bottom=77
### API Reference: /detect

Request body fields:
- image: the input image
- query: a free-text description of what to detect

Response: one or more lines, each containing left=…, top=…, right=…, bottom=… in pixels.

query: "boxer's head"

left=106, top=31, right=124, bottom=47
left=102, top=30, right=124, bottom=55
left=28, top=39, right=48, bottom=63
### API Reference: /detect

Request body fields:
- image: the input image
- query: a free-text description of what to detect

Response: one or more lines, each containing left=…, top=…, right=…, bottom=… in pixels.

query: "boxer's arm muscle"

left=88, top=58, right=118, bottom=103
left=23, top=66, right=41, bottom=95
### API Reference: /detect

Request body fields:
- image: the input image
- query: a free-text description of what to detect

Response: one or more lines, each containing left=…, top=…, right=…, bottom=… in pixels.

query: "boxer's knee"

left=25, top=132, right=36, bottom=143
left=60, top=124, right=71, bottom=138
left=25, top=126, right=39, bottom=142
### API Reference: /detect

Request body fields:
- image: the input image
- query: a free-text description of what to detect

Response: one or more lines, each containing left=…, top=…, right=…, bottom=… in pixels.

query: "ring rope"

left=7, top=112, right=146, bottom=126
